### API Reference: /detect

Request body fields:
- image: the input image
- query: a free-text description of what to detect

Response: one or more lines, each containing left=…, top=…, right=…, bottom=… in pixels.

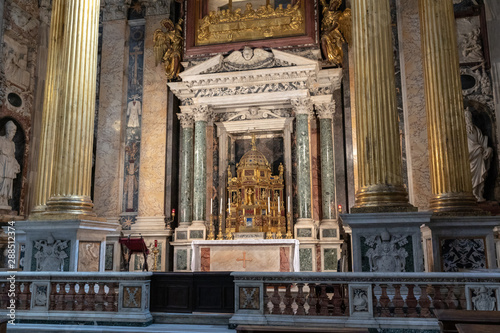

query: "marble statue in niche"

left=465, top=108, right=492, bottom=202
left=472, top=286, right=496, bottom=311
left=365, top=230, right=409, bottom=272
left=126, top=95, right=142, bottom=128
left=0, top=121, right=21, bottom=210
left=33, top=235, right=69, bottom=271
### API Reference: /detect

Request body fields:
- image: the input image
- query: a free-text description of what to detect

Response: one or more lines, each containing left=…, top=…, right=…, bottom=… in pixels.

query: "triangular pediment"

left=180, top=48, right=318, bottom=79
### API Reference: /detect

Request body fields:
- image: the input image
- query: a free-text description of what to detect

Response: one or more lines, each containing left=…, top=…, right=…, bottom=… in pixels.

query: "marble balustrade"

left=230, top=272, right=500, bottom=329
left=0, top=272, right=152, bottom=325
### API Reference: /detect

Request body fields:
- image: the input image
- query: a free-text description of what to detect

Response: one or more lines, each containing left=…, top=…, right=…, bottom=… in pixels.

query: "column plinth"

left=418, top=0, right=479, bottom=213
left=352, top=0, right=415, bottom=213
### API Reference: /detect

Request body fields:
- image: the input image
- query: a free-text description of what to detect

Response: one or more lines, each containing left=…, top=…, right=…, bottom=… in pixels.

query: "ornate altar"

left=226, top=135, right=285, bottom=233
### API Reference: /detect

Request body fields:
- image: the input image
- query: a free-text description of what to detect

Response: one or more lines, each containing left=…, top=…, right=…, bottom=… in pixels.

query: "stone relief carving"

left=34, top=285, right=48, bottom=307
left=101, top=0, right=132, bottom=21
left=471, top=286, right=497, bottom=311
left=441, top=238, right=486, bottom=272
left=457, top=16, right=483, bottom=64
left=225, top=107, right=285, bottom=122
left=143, top=0, right=171, bottom=17
left=352, top=288, right=369, bottom=312
left=3, top=35, right=31, bottom=90
left=465, top=108, right=492, bottom=202
left=0, top=121, right=21, bottom=210
left=201, top=47, right=292, bottom=74
left=33, top=235, right=69, bottom=271
left=461, top=64, right=494, bottom=110
left=364, top=230, right=409, bottom=272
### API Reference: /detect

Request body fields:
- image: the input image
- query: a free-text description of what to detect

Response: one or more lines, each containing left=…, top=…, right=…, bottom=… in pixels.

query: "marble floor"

left=8, top=324, right=237, bottom=333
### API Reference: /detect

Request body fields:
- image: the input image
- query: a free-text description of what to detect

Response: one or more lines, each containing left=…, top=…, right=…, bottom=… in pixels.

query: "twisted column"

left=352, top=0, right=413, bottom=212
left=45, top=0, right=101, bottom=215
left=192, top=105, right=210, bottom=224
left=292, top=98, right=313, bottom=221
left=178, top=113, right=194, bottom=227
left=316, top=103, right=336, bottom=220
left=31, top=0, right=65, bottom=214
left=418, top=0, right=477, bottom=212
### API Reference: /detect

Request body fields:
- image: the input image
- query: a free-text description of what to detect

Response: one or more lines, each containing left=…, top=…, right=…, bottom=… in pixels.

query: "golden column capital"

left=44, top=0, right=101, bottom=217
left=351, top=0, right=414, bottom=213
left=418, top=0, right=479, bottom=213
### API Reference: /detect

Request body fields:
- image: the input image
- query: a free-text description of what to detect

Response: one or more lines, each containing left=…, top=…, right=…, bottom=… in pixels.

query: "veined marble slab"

left=191, top=239, right=300, bottom=272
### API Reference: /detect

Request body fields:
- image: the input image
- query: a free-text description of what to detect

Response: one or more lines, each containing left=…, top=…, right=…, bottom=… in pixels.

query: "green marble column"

left=192, top=106, right=210, bottom=223
left=178, top=114, right=194, bottom=226
left=317, top=103, right=336, bottom=220
left=292, top=99, right=313, bottom=220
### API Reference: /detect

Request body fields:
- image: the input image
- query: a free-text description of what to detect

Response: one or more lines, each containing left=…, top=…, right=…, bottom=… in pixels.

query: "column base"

left=430, top=192, right=485, bottom=214
left=421, top=216, right=500, bottom=272
left=45, top=195, right=96, bottom=216
left=188, top=221, right=207, bottom=240
left=352, top=184, right=417, bottom=213
left=13, top=217, right=119, bottom=272
left=341, top=212, right=432, bottom=272
left=319, top=219, right=340, bottom=240
left=294, top=218, right=316, bottom=240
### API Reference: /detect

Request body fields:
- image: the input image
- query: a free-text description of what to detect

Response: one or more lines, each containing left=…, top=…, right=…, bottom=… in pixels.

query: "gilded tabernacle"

left=196, top=0, right=305, bottom=45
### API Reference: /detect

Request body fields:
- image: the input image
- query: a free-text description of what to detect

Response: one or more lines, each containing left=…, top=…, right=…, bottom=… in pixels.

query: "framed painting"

left=185, top=0, right=318, bottom=58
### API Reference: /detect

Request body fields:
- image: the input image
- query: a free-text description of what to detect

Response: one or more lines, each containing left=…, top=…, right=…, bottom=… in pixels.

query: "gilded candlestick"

left=207, top=214, right=215, bottom=240
left=286, top=212, right=293, bottom=239
left=276, top=215, right=283, bottom=239
left=265, top=215, right=273, bottom=239
left=216, top=214, right=224, bottom=240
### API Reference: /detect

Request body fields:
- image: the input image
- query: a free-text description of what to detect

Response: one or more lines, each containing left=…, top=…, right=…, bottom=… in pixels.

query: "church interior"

left=1, top=0, right=500, bottom=332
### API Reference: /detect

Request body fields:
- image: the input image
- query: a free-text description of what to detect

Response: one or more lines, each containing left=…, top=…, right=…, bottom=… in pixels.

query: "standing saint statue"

left=465, top=109, right=493, bottom=202
left=0, top=121, right=21, bottom=210
left=319, top=0, right=351, bottom=66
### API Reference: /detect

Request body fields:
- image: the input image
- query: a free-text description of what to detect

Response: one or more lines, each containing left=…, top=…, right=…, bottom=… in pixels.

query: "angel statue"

left=154, top=18, right=183, bottom=80
left=320, top=0, right=351, bottom=66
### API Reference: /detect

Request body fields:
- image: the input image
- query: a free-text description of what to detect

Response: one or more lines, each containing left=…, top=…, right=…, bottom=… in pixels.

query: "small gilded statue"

left=320, top=0, right=351, bottom=66
left=154, top=18, right=183, bottom=80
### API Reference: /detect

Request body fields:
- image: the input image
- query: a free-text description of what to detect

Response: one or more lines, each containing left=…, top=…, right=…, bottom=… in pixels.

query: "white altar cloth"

left=191, top=239, right=300, bottom=272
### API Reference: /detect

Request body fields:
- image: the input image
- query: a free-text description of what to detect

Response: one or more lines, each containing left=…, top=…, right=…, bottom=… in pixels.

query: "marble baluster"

left=31, top=0, right=65, bottom=214
left=45, top=0, right=101, bottom=215
left=418, top=0, right=478, bottom=212
left=352, top=0, right=414, bottom=212
left=192, top=106, right=210, bottom=224
left=178, top=113, right=194, bottom=227
left=292, top=99, right=313, bottom=223
left=316, top=103, right=336, bottom=221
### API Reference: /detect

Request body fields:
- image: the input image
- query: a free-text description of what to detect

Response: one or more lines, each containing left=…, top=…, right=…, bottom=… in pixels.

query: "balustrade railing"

left=231, top=272, right=500, bottom=329
left=0, top=272, right=152, bottom=326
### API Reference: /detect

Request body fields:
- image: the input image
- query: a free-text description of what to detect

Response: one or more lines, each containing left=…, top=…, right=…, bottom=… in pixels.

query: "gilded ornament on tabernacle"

left=320, top=0, right=351, bottom=66
left=196, top=1, right=305, bottom=46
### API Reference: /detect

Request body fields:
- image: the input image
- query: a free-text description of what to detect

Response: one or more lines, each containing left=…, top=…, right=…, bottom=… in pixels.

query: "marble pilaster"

left=94, top=19, right=127, bottom=220
left=178, top=114, right=194, bottom=227
left=292, top=98, right=315, bottom=239
left=136, top=15, right=167, bottom=221
left=192, top=106, right=210, bottom=229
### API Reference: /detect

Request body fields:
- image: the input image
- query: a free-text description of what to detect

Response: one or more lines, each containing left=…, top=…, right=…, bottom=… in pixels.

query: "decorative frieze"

left=101, top=0, right=132, bottom=21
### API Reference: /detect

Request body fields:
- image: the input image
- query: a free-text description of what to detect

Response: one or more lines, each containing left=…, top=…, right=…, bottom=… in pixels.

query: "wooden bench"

left=236, top=325, right=368, bottom=333
left=434, top=309, right=500, bottom=333
left=0, top=318, right=7, bottom=333
left=456, top=323, right=500, bottom=333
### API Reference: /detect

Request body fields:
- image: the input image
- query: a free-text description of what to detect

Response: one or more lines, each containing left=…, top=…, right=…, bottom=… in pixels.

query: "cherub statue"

left=154, top=18, right=184, bottom=80
left=320, top=0, right=351, bottom=66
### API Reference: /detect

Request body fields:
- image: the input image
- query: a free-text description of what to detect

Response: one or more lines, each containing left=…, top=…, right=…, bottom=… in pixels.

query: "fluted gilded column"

left=45, top=0, right=101, bottom=215
left=178, top=113, right=194, bottom=227
left=292, top=98, right=313, bottom=221
left=192, top=106, right=210, bottom=225
left=31, top=0, right=65, bottom=214
left=418, top=0, right=477, bottom=212
left=352, top=0, right=413, bottom=212
left=316, top=103, right=336, bottom=221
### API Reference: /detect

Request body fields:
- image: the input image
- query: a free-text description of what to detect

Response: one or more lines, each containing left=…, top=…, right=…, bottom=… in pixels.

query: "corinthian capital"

left=177, top=113, right=194, bottom=128
left=315, top=102, right=336, bottom=119
left=193, top=105, right=214, bottom=122
left=291, top=98, right=314, bottom=117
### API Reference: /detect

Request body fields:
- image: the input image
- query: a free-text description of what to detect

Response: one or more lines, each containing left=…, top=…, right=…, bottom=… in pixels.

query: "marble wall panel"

left=94, top=20, right=127, bottom=218
left=210, top=246, right=284, bottom=272
left=138, top=16, right=168, bottom=217
left=398, top=0, right=432, bottom=210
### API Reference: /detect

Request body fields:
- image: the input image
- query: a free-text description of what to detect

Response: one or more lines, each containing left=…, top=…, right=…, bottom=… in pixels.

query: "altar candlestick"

left=278, top=196, right=281, bottom=213
left=220, top=198, right=222, bottom=215
left=211, top=198, right=213, bottom=215
left=288, top=196, right=290, bottom=213
left=268, top=197, right=270, bottom=214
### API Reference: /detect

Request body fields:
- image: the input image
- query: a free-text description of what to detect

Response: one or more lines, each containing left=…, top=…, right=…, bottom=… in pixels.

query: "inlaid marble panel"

left=239, top=287, right=260, bottom=310
left=123, top=286, right=142, bottom=308
left=176, top=249, right=188, bottom=271
left=201, top=247, right=210, bottom=272
left=105, top=243, right=114, bottom=271
left=279, top=247, right=290, bottom=272
left=78, top=241, right=101, bottom=272
left=299, top=248, right=312, bottom=272
left=138, top=16, right=168, bottom=217
left=441, top=238, right=487, bottom=272
left=323, top=248, right=337, bottom=271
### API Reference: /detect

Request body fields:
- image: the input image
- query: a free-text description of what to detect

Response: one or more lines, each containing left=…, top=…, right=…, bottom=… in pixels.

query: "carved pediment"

left=180, top=48, right=318, bottom=77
